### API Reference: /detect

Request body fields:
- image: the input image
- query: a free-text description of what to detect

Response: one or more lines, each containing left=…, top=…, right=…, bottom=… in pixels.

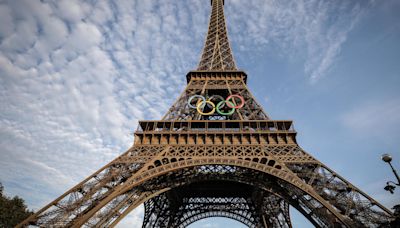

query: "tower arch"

left=76, top=159, right=357, bottom=227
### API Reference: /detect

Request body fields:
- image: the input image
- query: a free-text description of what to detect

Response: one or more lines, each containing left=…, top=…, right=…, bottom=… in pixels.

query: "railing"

left=136, top=120, right=295, bottom=133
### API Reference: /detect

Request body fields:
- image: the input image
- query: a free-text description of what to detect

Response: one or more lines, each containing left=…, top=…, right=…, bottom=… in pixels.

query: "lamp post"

left=381, top=153, right=400, bottom=226
left=381, top=153, right=400, bottom=194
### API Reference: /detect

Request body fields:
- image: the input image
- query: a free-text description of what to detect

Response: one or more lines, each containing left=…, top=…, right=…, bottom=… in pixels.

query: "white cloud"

left=115, top=206, right=144, bottom=228
left=0, top=0, right=208, bottom=226
left=0, top=4, right=14, bottom=38
left=54, top=0, right=89, bottom=23
left=226, top=0, right=372, bottom=82
left=341, top=98, right=400, bottom=133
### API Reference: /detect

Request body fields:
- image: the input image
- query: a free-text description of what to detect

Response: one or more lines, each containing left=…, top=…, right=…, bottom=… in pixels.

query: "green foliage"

left=0, top=183, right=33, bottom=228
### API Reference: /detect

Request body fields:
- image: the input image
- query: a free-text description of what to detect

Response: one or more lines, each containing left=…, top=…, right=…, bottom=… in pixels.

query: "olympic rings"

left=188, top=95, right=206, bottom=109
left=216, top=100, right=235, bottom=115
left=197, top=100, right=215, bottom=115
left=207, top=95, right=225, bottom=108
left=226, top=94, right=245, bottom=109
left=187, top=94, right=245, bottom=116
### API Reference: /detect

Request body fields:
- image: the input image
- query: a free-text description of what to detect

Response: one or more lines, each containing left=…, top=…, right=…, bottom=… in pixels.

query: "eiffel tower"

left=19, top=0, right=395, bottom=227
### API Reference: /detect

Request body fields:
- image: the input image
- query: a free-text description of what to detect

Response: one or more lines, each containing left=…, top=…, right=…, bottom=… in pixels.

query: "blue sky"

left=0, top=0, right=399, bottom=227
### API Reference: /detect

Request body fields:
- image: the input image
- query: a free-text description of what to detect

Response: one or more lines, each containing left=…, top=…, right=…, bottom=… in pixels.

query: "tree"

left=0, top=183, right=33, bottom=228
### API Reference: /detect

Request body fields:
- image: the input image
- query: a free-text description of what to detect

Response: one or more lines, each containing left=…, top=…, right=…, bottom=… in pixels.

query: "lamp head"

left=382, top=153, right=392, bottom=163
left=384, top=183, right=396, bottom=194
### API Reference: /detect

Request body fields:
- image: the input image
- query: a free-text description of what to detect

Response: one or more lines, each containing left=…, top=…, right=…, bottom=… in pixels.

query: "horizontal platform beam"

left=186, top=71, right=247, bottom=84
left=137, top=120, right=295, bottom=133
left=134, top=132, right=297, bottom=146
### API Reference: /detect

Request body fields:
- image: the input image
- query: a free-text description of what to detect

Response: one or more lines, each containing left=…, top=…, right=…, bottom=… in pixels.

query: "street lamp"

left=381, top=153, right=400, bottom=194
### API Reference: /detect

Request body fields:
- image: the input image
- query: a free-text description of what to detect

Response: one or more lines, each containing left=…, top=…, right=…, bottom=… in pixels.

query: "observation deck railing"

left=136, top=120, right=295, bottom=133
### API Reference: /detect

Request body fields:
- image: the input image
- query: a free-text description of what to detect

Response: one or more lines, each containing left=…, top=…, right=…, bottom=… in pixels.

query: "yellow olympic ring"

left=196, top=100, right=215, bottom=115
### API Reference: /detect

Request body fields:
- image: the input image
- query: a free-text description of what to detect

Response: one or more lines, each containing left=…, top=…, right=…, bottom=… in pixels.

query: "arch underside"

left=136, top=164, right=345, bottom=228
left=20, top=145, right=394, bottom=228
left=142, top=180, right=291, bottom=228
left=93, top=164, right=344, bottom=227
left=92, top=159, right=392, bottom=227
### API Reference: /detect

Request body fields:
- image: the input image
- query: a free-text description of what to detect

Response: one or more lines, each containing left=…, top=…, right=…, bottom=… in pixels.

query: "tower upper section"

left=197, top=0, right=237, bottom=71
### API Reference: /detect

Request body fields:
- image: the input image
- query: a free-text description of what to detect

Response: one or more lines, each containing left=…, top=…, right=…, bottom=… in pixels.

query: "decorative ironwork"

left=198, top=0, right=237, bottom=70
left=163, top=71, right=270, bottom=121
left=19, top=0, right=395, bottom=227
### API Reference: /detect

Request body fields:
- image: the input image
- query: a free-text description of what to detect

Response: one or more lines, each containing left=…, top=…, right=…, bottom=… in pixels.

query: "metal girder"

left=162, top=73, right=270, bottom=121
left=198, top=0, right=236, bottom=70
left=141, top=181, right=291, bottom=228
left=18, top=144, right=394, bottom=227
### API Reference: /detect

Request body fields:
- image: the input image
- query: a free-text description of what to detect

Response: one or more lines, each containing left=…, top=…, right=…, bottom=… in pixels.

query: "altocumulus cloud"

left=227, top=0, right=372, bottom=82
left=0, top=0, right=208, bottom=225
left=0, top=0, right=372, bottom=227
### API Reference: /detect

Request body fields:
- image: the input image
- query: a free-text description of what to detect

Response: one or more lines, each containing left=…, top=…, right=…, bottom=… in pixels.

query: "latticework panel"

left=286, top=162, right=394, bottom=226
left=143, top=195, right=262, bottom=228
left=197, top=0, right=236, bottom=70
left=163, top=75, right=269, bottom=121
left=142, top=185, right=292, bottom=228
left=19, top=144, right=394, bottom=227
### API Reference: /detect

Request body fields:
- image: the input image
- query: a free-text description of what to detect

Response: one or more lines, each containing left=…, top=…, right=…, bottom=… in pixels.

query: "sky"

left=0, top=0, right=399, bottom=227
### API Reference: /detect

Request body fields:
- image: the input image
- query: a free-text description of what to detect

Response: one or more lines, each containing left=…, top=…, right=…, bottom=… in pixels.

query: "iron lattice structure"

left=198, top=0, right=236, bottom=71
left=20, top=0, right=395, bottom=227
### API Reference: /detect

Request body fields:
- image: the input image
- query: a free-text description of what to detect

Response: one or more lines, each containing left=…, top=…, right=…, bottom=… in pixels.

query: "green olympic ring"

left=188, top=94, right=244, bottom=116
left=216, top=100, right=235, bottom=115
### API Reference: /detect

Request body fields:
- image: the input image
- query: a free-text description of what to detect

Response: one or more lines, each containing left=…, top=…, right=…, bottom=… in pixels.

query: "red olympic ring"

left=226, top=94, right=245, bottom=109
